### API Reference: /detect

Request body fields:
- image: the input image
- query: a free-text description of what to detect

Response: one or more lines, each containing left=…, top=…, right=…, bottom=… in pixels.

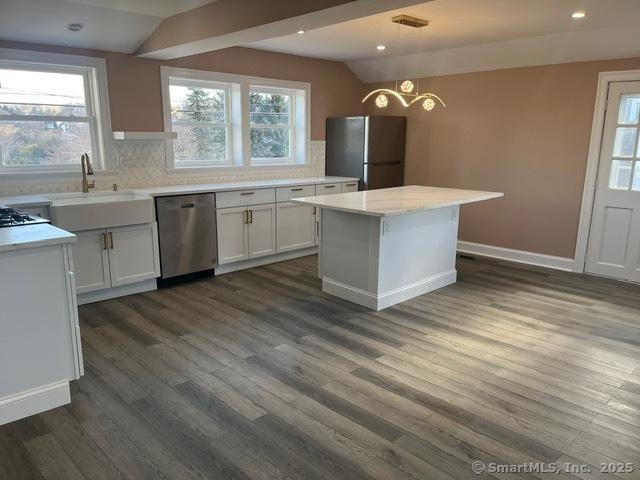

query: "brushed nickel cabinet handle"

left=315, top=221, right=320, bottom=236
left=291, top=188, right=303, bottom=192
left=324, top=185, right=335, bottom=189
left=102, top=232, right=107, bottom=250
left=240, top=191, right=255, bottom=196
left=243, top=210, right=248, bottom=224
left=108, top=232, right=114, bottom=249
left=249, top=210, right=253, bottom=223
left=346, top=183, right=356, bottom=186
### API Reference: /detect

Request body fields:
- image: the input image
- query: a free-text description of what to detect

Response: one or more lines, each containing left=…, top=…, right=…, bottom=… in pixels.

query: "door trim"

left=574, top=69, right=640, bottom=273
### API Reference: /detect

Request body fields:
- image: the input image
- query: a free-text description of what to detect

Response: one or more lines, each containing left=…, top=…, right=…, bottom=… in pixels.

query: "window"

left=0, top=50, right=112, bottom=174
left=169, top=81, right=231, bottom=167
left=162, top=67, right=309, bottom=171
left=250, top=89, right=293, bottom=163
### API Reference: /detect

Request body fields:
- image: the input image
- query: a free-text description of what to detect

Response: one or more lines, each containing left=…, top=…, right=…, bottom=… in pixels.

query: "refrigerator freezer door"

left=365, top=116, right=406, bottom=165
left=325, top=117, right=365, bottom=181
left=363, top=162, right=404, bottom=190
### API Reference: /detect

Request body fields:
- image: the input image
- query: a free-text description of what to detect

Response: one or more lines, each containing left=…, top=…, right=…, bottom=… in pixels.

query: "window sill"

left=167, top=163, right=311, bottom=175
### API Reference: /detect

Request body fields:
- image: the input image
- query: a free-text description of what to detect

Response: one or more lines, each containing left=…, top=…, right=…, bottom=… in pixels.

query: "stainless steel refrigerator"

left=325, top=115, right=406, bottom=190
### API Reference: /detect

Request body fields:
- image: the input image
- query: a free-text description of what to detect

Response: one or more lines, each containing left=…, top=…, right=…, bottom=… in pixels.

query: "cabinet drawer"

left=315, top=183, right=341, bottom=195
left=276, top=184, right=315, bottom=202
left=216, top=188, right=275, bottom=208
left=342, top=181, right=358, bottom=192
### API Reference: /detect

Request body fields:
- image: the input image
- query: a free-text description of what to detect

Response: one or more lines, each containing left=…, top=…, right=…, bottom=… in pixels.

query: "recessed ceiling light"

left=68, top=23, right=84, bottom=32
left=571, top=11, right=586, bottom=19
left=376, top=45, right=386, bottom=51
left=297, top=29, right=305, bottom=35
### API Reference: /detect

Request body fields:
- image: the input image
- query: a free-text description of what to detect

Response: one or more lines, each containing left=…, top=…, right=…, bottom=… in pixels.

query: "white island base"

left=320, top=205, right=460, bottom=310
left=294, top=186, right=503, bottom=310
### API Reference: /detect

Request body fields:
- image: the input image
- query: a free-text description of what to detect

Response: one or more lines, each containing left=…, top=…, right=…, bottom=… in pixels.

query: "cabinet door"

left=108, top=223, right=160, bottom=287
left=248, top=203, right=276, bottom=259
left=71, top=229, right=111, bottom=294
left=216, top=206, right=249, bottom=265
left=276, top=202, right=315, bottom=253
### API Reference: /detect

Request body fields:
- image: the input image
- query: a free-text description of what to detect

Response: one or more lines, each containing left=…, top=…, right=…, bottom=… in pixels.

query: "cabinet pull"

left=291, top=188, right=303, bottom=191
left=324, top=185, right=335, bottom=189
left=346, top=183, right=356, bottom=186
left=181, top=202, right=196, bottom=208
left=101, top=232, right=108, bottom=250
left=249, top=209, right=253, bottom=223
left=243, top=210, right=248, bottom=224
left=240, top=191, right=255, bottom=196
left=108, top=232, right=114, bottom=249
left=315, top=221, right=320, bottom=237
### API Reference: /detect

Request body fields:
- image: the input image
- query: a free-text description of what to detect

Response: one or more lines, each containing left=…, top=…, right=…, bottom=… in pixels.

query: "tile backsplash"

left=0, top=140, right=326, bottom=196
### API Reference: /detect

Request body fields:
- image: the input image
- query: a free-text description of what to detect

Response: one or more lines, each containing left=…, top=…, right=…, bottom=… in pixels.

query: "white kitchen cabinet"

left=0, top=241, right=82, bottom=425
left=217, top=206, right=249, bottom=265
left=248, top=204, right=276, bottom=258
left=69, top=222, right=160, bottom=294
left=277, top=202, right=315, bottom=253
left=217, top=203, right=276, bottom=265
left=73, top=229, right=111, bottom=294
left=109, top=223, right=161, bottom=287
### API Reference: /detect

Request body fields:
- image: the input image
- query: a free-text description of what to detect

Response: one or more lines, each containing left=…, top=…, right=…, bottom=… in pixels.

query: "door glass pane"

left=609, top=159, right=633, bottom=190
left=633, top=162, right=640, bottom=191
left=618, top=95, right=640, bottom=125
left=613, top=127, right=637, bottom=157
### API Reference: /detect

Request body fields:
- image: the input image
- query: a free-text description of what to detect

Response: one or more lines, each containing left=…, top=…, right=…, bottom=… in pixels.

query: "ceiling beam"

left=135, top=0, right=425, bottom=59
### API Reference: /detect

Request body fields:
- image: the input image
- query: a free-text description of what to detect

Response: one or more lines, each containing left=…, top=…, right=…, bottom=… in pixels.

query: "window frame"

left=249, top=86, right=295, bottom=165
left=161, top=66, right=310, bottom=173
left=0, top=48, right=113, bottom=176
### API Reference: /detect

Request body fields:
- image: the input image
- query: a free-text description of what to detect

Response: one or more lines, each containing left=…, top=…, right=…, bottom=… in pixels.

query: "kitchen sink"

left=47, top=191, right=154, bottom=231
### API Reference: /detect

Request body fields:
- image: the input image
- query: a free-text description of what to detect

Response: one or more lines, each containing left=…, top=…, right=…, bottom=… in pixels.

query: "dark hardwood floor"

left=2, top=254, right=640, bottom=480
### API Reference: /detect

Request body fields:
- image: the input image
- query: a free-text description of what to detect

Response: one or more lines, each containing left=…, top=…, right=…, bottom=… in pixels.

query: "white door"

left=108, top=223, right=161, bottom=287
left=216, top=206, right=249, bottom=265
left=71, top=229, right=111, bottom=294
left=276, top=202, right=315, bottom=253
left=586, top=81, right=640, bottom=282
left=248, top=203, right=276, bottom=258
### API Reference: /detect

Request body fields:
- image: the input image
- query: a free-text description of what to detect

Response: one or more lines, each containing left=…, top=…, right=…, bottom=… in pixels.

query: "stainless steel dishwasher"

left=156, top=193, right=217, bottom=279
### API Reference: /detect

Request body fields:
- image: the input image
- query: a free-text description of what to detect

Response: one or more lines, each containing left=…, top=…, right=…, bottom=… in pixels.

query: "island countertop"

left=292, top=185, right=503, bottom=217
left=0, top=224, right=76, bottom=254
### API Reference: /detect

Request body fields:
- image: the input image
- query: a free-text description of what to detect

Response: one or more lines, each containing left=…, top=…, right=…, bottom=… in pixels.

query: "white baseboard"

left=215, top=247, right=318, bottom=275
left=323, top=269, right=457, bottom=310
left=457, top=241, right=574, bottom=272
left=77, top=278, right=157, bottom=305
left=0, top=381, right=70, bottom=426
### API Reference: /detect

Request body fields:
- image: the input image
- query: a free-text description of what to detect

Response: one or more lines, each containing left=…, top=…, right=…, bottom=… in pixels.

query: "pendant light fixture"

left=362, top=15, right=445, bottom=112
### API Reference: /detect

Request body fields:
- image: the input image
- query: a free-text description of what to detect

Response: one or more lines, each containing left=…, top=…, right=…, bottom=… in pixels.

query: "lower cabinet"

left=277, top=202, right=315, bottom=253
left=217, top=204, right=276, bottom=265
left=72, top=222, right=160, bottom=294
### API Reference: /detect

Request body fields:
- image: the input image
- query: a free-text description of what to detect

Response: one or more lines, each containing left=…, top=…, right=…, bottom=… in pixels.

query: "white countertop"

left=0, top=224, right=76, bottom=253
left=133, top=176, right=358, bottom=197
left=0, top=176, right=359, bottom=206
left=0, top=195, right=52, bottom=208
left=293, top=185, right=504, bottom=217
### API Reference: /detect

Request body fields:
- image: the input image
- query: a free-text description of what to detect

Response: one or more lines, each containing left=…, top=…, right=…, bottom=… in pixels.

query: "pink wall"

left=0, top=41, right=365, bottom=140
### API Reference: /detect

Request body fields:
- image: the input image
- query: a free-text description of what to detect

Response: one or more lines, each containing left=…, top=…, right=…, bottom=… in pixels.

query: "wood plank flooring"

left=2, top=254, right=640, bottom=480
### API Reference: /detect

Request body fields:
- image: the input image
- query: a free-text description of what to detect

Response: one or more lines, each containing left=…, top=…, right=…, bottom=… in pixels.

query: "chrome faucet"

left=81, top=153, right=95, bottom=193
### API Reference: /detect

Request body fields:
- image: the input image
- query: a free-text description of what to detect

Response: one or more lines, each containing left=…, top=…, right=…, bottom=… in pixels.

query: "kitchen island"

left=293, top=185, right=503, bottom=310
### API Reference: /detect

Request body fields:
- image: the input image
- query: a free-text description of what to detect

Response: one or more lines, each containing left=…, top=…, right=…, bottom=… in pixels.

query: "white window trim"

left=161, top=66, right=311, bottom=173
left=0, top=48, right=114, bottom=178
left=249, top=85, right=295, bottom=165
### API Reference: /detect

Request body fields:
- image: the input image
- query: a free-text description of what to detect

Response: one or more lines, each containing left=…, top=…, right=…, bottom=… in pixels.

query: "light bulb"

left=571, top=11, right=586, bottom=19
left=400, top=80, right=414, bottom=93
left=375, top=94, right=388, bottom=108
left=422, top=98, right=435, bottom=111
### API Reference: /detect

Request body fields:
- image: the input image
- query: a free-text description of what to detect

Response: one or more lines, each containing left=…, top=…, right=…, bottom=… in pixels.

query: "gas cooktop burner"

left=0, top=206, right=50, bottom=228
